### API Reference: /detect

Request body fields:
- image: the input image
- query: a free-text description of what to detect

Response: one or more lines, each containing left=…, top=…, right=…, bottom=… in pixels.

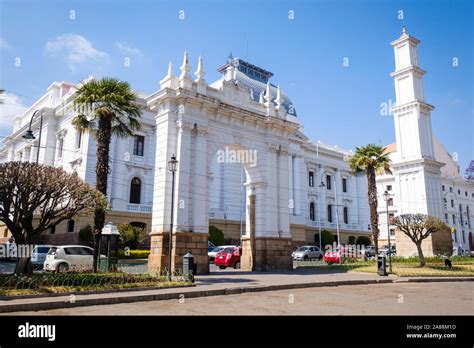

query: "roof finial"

left=402, top=26, right=407, bottom=35
left=259, top=91, right=264, bottom=104
left=166, top=61, right=173, bottom=77
left=180, top=50, right=191, bottom=79
left=275, top=85, right=283, bottom=109
left=227, top=52, right=234, bottom=63
left=264, top=82, right=272, bottom=103
left=195, top=55, right=206, bottom=82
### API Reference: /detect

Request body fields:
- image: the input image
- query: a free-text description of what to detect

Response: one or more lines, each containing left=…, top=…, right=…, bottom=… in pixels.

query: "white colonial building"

left=376, top=28, right=474, bottom=255
left=0, top=52, right=371, bottom=270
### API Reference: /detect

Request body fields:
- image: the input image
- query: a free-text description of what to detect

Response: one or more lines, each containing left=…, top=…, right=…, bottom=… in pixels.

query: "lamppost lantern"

left=168, top=155, right=178, bottom=172
left=99, top=222, right=120, bottom=272
left=383, top=190, right=390, bottom=202
left=22, top=129, right=36, bottom=141
left=22, top=110, right=43, bottom=163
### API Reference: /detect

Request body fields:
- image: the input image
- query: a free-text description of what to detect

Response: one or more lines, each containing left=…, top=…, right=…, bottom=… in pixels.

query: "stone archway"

left=146, top=57, right=300, bottom=275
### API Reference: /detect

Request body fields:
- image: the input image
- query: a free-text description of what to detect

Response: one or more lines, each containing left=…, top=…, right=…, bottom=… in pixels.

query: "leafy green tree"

left=79, top=224, right=94, bottom=246
left=209, top=225, right=225, bottom=246
left=0, top=162, right=107, bottom=275
left=118, top=224, right=147, bottom=250
left=72, top=78, right=141, bottom=271
left=393, top=214, right=450, bottom=267
left=356, top=235, right=372, bottom=247
left=348, top=144, right=392, bottom=255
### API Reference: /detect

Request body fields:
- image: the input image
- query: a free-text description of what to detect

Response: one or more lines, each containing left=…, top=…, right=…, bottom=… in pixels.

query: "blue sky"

left=1, top=0, right=473, bottom=172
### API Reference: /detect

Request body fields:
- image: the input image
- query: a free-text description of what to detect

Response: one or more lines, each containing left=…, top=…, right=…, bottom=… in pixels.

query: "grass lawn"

left=0, top=272, right=192, bottom=297
left=296, top=257, right=474, bottom=277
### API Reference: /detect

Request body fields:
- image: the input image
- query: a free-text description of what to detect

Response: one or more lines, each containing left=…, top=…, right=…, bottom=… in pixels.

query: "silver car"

left=292, top=245, right=323, bottom=261
left=31, top=245, right=53, bottom=270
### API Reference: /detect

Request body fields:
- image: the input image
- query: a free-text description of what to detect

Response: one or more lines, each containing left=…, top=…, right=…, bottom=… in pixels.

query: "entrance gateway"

left=147, top=53, right=299, bottom=274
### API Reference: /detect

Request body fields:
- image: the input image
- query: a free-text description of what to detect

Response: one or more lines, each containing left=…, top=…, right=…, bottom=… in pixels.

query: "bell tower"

left=389, top=28, right=444, bottom=218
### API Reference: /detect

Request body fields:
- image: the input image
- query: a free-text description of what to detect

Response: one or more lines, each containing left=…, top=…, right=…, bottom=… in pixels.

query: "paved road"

left=12, top=282, right=473, bottom=315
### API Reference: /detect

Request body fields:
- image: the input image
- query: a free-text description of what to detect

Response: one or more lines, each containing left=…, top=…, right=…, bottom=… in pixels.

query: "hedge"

left=118, top=249, right=150, bottom=259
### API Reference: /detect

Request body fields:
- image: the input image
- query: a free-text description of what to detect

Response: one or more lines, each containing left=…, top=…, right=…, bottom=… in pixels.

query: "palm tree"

left=73, top=77, right=141, bottom=271
left=348, top=144, right=392, bottom=255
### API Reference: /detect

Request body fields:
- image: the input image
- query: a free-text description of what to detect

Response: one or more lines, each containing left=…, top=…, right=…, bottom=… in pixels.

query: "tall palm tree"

left=348, top=144, right=392, bottom=255
left=73, top=77, right=141, bottom=271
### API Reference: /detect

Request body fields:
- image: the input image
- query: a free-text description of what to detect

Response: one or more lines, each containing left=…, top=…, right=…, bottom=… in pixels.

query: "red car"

left=214, top=246, right=241, bottom=269
left=323, top=247, right=363, bottom=264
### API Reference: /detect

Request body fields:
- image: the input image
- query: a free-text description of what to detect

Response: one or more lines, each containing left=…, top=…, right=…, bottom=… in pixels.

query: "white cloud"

left=45, top=34, right=109, bottom=71
left=0, top=92, right=28, bottom=133
left=115, top=41, right=143, bottom=57
left=0, top=37, right=11, bottom=49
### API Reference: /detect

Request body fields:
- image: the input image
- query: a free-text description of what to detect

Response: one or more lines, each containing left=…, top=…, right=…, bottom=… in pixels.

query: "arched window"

left=327, top=205, right=333, bottom=222
left=309, top=202, right=315, bottom=221
left=129, top=177, right=141, bottom=204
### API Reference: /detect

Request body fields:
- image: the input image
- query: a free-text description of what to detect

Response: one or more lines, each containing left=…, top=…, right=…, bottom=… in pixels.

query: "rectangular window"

left=133, top=135, right=145, bottom=156
left=389, top=229, right=395, bottom=236
left=308, top=171, right=314, bottom=187
left=445, top=213, right=448, bottom=222
left=387, top=198, right=393, bottom=206
left=452, top=215, right=456, bottom=224
left=342, top=178, right=347, bottom=193
left=462, top=230, right=466, bottom=243
left=67, top=219, right=75, bottom=233
left=387, top=185, right=392, bottom=191
left=326, top=175, right=332, bottom=190
left=50, top=226, right=55, bottom=235
left=58, top=138, right=64, bottom=158
left=389, top=213, right=395, bottom=224
left=450, top=187, right=453, bottom=193
left=75, top=131, right=83, bottom=149
left=453, top=229, right=458, bottom=243
left=442, top=185, right=445, bottom=191
left=343, top=207, right=348, bottom=224
left=327, top=205, right=333, bottom=222
left=451, top=200, right=454, bottom=208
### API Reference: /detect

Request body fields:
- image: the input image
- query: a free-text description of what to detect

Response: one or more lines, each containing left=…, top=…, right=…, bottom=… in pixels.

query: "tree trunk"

left=366, top=168, right=380, bottom=255
left=15, top=257, right=33, bottom=275
left=93, top=116, right=113, bottom=272
left=416, top=242, right=426, bottom=267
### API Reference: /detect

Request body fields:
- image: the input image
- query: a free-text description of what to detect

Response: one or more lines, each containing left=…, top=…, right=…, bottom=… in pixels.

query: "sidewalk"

left=0, top=269, right=472, bottom=314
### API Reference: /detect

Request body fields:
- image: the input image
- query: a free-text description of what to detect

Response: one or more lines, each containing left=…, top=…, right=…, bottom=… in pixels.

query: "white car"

left=44, top=245, right=95, bottom=272
left=208, top=245, right=237, bottom=262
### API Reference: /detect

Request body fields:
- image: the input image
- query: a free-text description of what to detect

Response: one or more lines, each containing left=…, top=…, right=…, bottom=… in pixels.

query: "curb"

left=0, top=284, right=195, bottom=301
left=0, top=278, right=393, bottom=313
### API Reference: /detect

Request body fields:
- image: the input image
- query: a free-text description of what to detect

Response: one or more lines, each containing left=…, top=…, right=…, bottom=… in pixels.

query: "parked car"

left=208, top=241, right=215, bottom=252
left=214, top=246, right=241, bottom=269
left=31, top=245, right=53, bottom=270
left=452, top=246, right=474, bottom=257
left=364, top=245, right=376, bottom=258
left=379, top=245, right=396, bottom=256
left=292, top=245, right=323, bottom=261
left=324, top=246, right=364, bottom=264
left=44, top=245, right=95, bottom=272
left=208, top=245, right=236, bottom=262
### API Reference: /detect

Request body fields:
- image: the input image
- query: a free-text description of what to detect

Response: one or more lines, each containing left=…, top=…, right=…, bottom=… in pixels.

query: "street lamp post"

left=383, top=190, right=393, bottom=272
left=22, top=110, right=43, bottom=163
left=167, top=154, right=179, bottom=282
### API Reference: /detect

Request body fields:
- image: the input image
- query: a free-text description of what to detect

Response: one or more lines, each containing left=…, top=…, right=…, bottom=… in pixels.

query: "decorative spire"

left=180, top=50, right=191, bottom=79
left=275, top=85, right=283, bottom=109
left=166, top=61, right=173, bottom=77
left=195, top=55, right=206, bottom=82
left=249, top=88, right=254, bottom=100
left=402, top=26, right=406, bottom=34
left=227, top=52, right=234, bottom=63
left=264, top=82, right=272, bottom=103
left=259, top=91, right=264, bottom=104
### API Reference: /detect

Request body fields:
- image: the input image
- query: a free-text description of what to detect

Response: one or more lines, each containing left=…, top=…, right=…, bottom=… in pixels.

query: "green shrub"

left=118, top=224, right=147, bottom=249
left=348, top=236, right=356, bottom=244
left=118, top=249, right=150, bottom=259
left=78, top=224, right=94, bottom=244
left=321, top=230, right=335, bottom=249
left=209, top=225, right=225, bottom=246
left=356, top=235, right=372, bottom=247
